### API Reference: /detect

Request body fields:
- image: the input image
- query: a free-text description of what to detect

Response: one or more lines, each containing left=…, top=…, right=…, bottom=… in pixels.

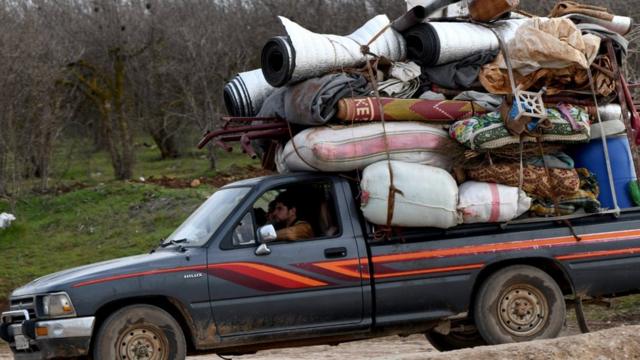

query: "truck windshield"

left=164, top=187, right=250, bottom=247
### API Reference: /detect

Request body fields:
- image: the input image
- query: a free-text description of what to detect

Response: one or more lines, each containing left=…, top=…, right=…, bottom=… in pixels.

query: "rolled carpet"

left=336, top=97, right=487, bottom=122
left=261, top=15, right=406, bottom=87
left=224, top=69, right=275, bottom=116
left=404, top=19, right=525, bottom=66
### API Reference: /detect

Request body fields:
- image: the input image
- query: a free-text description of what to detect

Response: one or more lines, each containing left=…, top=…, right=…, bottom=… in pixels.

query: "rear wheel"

left=92, top=304, right=186, bottom=360
left=425, top=322, right=486, bottom=351
left=474, top=265, right=566, bottom=345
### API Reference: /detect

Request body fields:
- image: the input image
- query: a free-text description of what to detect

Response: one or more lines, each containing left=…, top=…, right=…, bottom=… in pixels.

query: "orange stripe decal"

left=374, top=263, right=484, bottom=279
left=207, top=262, right=328, bottom=288
left=73, top=265, right=208, bottom=288
left=306, top=229, right=640, bottom=281
left=556, top=247, right=640, bottom=261
left=372, top=229, right=640, bottom=264
left=233, top=262, right=328, bottom=287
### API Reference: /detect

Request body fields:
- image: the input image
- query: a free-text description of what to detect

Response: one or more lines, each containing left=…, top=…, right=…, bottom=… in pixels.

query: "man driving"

left=271, top=192, right=314, bottom=241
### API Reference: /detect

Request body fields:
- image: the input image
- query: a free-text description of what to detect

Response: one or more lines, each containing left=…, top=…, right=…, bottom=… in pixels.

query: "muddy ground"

left=1, top=313, right=638, bottom=360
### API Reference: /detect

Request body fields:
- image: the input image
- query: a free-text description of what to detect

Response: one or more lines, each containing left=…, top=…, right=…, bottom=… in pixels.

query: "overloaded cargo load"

left=201, top=0, right=640, bottom=233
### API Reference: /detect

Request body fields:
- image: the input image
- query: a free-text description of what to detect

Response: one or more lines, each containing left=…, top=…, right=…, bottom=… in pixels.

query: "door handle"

left=324, top=247, right=347, bottom=259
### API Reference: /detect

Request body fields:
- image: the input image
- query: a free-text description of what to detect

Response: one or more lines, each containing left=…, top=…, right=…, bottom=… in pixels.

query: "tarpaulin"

left=336, top=97, right=487, bottom=122
left=479, top=17, right=602, bottom=95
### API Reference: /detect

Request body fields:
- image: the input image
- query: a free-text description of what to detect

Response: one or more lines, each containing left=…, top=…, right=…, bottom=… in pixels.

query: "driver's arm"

left=276, top=221, right=314, bottom=241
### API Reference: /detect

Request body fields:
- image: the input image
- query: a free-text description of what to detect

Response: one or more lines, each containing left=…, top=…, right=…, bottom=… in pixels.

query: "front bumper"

left=1, top=316, right=95, bottom=359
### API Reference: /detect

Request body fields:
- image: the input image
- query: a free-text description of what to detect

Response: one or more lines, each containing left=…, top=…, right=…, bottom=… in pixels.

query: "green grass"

left=0, top=138, right=261, bottom=304
left=49, top=137, right=258, bottom=186
left=0, top=183, right=214, bottom=301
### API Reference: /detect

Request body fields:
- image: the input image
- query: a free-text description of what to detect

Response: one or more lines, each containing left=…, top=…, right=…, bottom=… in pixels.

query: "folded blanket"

left=466, top=163, right=581, bottom=199
left=258, top=73, right=370, bottom=126
left=450, top=105, right=590, bottom=149
left=530, top=168, right=600, bottom=216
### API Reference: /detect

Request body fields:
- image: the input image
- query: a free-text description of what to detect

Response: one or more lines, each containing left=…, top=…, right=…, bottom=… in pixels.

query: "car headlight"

left=41, top=293, right=76, bottom=318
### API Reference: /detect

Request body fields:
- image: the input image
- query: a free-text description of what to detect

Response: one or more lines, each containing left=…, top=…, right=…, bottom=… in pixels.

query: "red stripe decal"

left=374, top=263, right=484, bottom=279
left=488, top=183, right=501, bottom=223
left=72, top=265, right=207, bottom=288
left=208, top=263, right=327, bottom=289
left=556, top=247, right=640, bottom=261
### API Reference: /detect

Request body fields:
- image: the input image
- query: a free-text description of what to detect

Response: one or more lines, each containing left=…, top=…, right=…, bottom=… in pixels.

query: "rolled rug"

left=261, top=15, right=406, bottom=87
left=336, top=97, right=487, bottom=122
left=224, top=69, right=275, bottom=116
left=404, top=19, right=525, bottom=66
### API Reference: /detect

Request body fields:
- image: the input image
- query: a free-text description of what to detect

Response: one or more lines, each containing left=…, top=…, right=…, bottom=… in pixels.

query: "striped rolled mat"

left=336, top=97, right=488, bottom=122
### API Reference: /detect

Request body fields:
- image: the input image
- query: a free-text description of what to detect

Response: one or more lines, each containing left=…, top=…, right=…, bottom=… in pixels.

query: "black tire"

left=92, top=304, right=186, bottom=360
left=474, top=265, right=566, bottom=345
left=425, top=324, right=486, bottom=351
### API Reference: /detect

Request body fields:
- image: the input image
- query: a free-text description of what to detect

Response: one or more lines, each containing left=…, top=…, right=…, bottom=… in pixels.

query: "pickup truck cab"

left=3, top=172, right=640, bottom=359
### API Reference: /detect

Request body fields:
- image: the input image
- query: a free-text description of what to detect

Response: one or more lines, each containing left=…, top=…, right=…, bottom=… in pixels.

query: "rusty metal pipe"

left=239, top=134, right=257, bottom=159
left=215, top=140, right=233, bottom=152
left=197, top=123, right=287, bottom=149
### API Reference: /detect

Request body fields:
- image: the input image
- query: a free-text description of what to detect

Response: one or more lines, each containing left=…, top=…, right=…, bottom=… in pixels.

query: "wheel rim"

left=497, top=284, right=549, bottom=337
left=117, top=325, right=168, bottom=360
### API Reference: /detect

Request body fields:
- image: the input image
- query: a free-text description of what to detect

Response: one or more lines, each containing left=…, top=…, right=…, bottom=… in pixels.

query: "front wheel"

left=92, top=304, right=186, bottom=360
left=474, top=265, right=566, bottom=345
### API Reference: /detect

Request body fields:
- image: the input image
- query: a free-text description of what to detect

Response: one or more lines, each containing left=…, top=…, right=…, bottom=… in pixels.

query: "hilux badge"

left=184, top=273, right=204, bottom=279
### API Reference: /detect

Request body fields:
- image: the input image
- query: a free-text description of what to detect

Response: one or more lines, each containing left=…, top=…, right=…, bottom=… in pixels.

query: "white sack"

left=361, top=161, right=461, bottom=228
left=458, top=181, right=531, bottom=223
left=281, top=122, right=458, bottom=173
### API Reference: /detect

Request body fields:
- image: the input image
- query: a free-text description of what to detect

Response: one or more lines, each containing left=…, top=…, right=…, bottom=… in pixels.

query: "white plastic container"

left=361, top=161, right=461, bottom=228
left=458, top=181, right=531, bottom=223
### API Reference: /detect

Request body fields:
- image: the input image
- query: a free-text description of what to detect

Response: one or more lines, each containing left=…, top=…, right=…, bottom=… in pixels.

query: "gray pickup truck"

left=3, top=173, right=640, bottom=359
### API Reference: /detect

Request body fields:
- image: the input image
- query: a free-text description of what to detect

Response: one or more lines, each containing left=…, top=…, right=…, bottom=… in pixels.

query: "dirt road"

left=0, top=336, right=433, bottom=359
left=0, top=314, right=636, bottom=359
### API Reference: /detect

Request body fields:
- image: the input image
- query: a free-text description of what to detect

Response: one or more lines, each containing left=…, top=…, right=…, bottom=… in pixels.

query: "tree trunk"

left=150, top=127, right=180, bottom=159
left=0, top=150, right=6, bottom=196
left=207, top=142, right=217, bottom=170
left=113, top=52, right=134, bottom=180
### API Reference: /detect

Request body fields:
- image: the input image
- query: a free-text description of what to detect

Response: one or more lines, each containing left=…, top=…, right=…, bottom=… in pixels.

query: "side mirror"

left=255, top=225, right=277, bottom=256
left=257, top=225, right=277, bottom=244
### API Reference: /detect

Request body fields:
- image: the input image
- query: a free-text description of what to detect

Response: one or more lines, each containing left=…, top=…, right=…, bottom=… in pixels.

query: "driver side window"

left=232, top=212, right=256, bottom=247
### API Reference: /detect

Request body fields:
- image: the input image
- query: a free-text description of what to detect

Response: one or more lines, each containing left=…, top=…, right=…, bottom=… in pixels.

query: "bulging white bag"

left=458, top=181, right=531, bottom=224
left=281, top=122, right=458, bottom=173
left=361, top=161, right=461, bottom=228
